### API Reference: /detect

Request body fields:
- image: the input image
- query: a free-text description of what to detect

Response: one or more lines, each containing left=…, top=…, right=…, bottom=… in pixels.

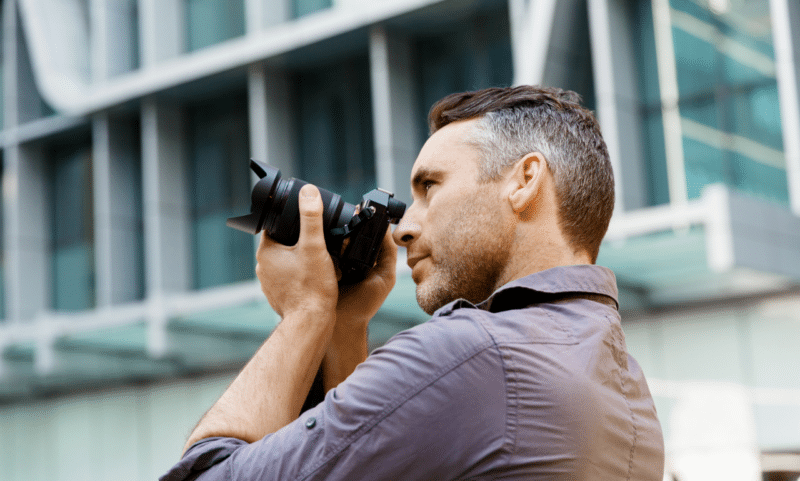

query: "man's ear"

left=508, top=152, right=548, bottom=214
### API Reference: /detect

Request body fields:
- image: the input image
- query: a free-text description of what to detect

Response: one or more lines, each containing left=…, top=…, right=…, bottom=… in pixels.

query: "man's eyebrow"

left=411, top=167, right=442, bottom=188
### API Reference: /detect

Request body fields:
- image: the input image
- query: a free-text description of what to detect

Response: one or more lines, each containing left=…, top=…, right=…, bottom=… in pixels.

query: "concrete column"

left=368, top=26, right=420, bottom=201
left=93, top=113, right=143, bottom=307
left=770, top=0, right=800, bottom=216
left=2, top=0, right=18, bottom=131
left=94, top=0, right=139, bottom=78
left=141, top=99, right=190, bottom=297
left=588, top=0, right=648, bottom=212
left=89, top=0, right=108, bottom=83
left=139, top=0, right=185, bottom=66
left=4, top=144, right=50, bottom=321
left=246, top=0, right=291, bottom=33
left=249, top=65, right=297, bottom=177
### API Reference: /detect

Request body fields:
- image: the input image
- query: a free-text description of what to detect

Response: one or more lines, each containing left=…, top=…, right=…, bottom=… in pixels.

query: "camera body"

left=227, top=160, right=406, bottom=284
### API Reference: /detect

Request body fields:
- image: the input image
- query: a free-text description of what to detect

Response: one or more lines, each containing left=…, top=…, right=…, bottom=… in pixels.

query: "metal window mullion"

left=651, top=0, right=688, bottom=208
left=770, top=0, right=800, bottom=215
left=92, top=113, right=114, bottom=307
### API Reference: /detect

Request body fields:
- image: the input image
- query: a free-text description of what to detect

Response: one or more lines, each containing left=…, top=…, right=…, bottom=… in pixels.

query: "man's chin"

left=415, top=278, right=456, bottom=316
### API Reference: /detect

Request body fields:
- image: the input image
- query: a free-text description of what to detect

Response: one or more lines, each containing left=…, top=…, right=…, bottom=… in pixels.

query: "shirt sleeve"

left=159, top=314, right=509, bottom=481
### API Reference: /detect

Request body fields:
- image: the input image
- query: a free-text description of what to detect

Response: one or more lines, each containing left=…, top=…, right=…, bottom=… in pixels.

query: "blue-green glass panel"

left=730, top=83, right=783, bottom=151
left=51, top=143, right=95, bottom=311
left=683, top=137, right=726, bottom=199
left=188, top=92, right=253, bottom=289
left=294, top=56, right=375, bottom=203
left=632, top=0, right=669, bottom=206
left=186, top=0, right=245, bottom=52
left=414, top=7, right=513, bottom=142
left=643, top=113, right=670, bottom=206
left=292, top=0, right=331, bottom=19
left=729, top=152, right=789, bottom=204
left=668, top=0, right=786, bottom=204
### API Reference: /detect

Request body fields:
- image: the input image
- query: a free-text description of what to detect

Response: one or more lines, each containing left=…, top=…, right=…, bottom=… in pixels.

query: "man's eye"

left=422, top=181, right=435, bottom=191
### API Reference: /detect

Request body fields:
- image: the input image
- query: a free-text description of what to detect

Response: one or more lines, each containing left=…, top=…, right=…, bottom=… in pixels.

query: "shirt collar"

left=433, top=265, right=619, bottom=316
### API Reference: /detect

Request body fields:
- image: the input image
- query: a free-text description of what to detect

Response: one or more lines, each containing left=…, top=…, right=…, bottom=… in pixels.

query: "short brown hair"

left=429, top=85, right=614, bottom=263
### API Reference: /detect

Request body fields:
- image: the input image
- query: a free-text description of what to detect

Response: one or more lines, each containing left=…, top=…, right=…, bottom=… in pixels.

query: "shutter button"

left=305, top=417, right=317, bottom=429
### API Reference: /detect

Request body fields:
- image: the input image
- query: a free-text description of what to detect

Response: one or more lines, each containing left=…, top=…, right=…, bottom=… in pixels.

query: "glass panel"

left=187, top=91, right=253, bottom=289
left=636, top=0, right=787, bottom=205
left=293, top=55, right=375, bottom=203
left=413, top=5, right=513, bottom=143
left=51, top=142, right=95, bottom=311
left=186, top=0, right=245, bottom=52
left=292, top=0, right=332, bottom=19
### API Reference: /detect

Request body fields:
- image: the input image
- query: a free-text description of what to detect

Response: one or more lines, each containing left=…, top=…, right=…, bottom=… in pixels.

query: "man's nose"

left=392, top=207, right=421, bottom=248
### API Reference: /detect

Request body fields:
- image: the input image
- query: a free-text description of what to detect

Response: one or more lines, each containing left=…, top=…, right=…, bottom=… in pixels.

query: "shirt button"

left=305, top=417, right=317, bottom=429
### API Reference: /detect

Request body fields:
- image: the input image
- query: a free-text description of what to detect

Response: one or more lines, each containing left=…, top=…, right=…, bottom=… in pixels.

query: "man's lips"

left=407, top=255, right=428, bottom=271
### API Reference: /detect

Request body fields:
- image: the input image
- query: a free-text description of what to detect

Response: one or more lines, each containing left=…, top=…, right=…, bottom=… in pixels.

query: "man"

left=161, top=85, right=664, bottom=480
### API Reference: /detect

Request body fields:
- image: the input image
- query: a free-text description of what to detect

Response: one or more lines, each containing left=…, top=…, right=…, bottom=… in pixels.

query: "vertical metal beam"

left=651, top=0, right=688, bottom=207
left=93, top=113, right=114, bottom=307
left=510, top=0, right=559, bottom=86
left=588, top=0, right=648, bottom=212
left=369, top=26, right=419, bottom=201
left=139, top=0, right=185, bottom=66
left=141, top=98, right=190, bottom=356
left=89, top=0, right=108, bottom=83
left=141, top=99, right=190, bottom=298
left=770, top=0, right=800, bottom=215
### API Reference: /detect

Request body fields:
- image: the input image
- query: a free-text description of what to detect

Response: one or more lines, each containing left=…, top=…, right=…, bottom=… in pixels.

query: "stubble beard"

left=415, top=201, right=514, bottom=315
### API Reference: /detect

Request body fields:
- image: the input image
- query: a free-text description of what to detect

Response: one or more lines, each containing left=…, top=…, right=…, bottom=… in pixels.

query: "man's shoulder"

left=380, top=306, right=497, bottom=364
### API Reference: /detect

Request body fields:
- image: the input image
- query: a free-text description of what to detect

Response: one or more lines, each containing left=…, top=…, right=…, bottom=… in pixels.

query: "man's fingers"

left=372, top=229, right=398, bottom=282
left=297, top=184, right=326, bottom=251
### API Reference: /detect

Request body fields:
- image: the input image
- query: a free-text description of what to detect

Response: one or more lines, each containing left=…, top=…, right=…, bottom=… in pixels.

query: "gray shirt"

left=161, top=265, right=664, bottom=480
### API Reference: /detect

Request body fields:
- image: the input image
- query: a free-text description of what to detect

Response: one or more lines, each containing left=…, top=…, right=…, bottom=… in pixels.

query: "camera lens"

left=227, top=161, right=357, bottom=257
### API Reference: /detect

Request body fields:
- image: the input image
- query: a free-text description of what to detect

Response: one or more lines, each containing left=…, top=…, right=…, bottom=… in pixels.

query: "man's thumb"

left=297, top=184, right=325, bottom=249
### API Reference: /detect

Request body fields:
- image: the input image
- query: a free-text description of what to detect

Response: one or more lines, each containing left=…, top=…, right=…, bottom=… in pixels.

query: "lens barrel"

left=226, top=161, right=356, bottom=258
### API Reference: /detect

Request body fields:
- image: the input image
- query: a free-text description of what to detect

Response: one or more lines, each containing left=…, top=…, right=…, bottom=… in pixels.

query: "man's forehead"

left=410, top=120, right=480, bottom=178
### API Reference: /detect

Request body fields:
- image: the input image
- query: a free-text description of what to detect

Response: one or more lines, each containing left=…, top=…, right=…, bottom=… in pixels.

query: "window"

left=633, top=0, right=787, bottom=205
left=292, top=0, right=332, bottom=19
left=187, top=91, right=253, bottom=289
left=185, top=0, right=245, bottom=52
left=50, top=140, right=95, bottom=311
left=293, top=55, right=376, bottom=203
left=413, top=5, right=513, bottom=144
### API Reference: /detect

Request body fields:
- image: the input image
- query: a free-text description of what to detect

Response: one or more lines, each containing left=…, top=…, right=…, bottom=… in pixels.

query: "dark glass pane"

left=187, top=91, right=254, bottom=289
left=414, top=7, right=513, bottom=143
left=292, top=0, right=332, bottom=19
left=294, top=55, right=375, bottom=203
left=50, top=142, right=95, bottom=311
left=186, top=0, right=245, bottom=52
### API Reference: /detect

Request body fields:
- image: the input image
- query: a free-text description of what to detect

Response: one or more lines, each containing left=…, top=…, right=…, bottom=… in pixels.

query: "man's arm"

left=323, top=231, right=397, bottom=391
left=182, top=184, right=396, bottom=452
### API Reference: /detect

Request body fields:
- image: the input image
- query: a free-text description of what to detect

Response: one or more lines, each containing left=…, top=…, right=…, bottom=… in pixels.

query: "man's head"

left=393, top=85, right=614, bottom=314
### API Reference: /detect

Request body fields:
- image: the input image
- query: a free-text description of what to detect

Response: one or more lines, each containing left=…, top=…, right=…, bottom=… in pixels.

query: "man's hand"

left=323, top=230, right=397, bottom=390
left=336, top=230, right=397, bottom=329
left=256, top=184, right=339, bottom=318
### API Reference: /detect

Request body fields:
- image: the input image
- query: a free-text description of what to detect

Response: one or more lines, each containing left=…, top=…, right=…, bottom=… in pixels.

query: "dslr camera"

left=227, top=160, right=406, bottom=284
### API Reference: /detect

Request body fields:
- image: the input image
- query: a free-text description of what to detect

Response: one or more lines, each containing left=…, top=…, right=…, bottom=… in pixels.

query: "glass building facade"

left=187, top=91, right=254, bottom=289
left=635, top=0, right=787, bottom=206
left=0, top=0, right=799, bottom=479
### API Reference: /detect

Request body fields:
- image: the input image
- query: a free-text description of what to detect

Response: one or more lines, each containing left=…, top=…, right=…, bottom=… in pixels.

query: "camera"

left=227, top=160, right=406, bottom=284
